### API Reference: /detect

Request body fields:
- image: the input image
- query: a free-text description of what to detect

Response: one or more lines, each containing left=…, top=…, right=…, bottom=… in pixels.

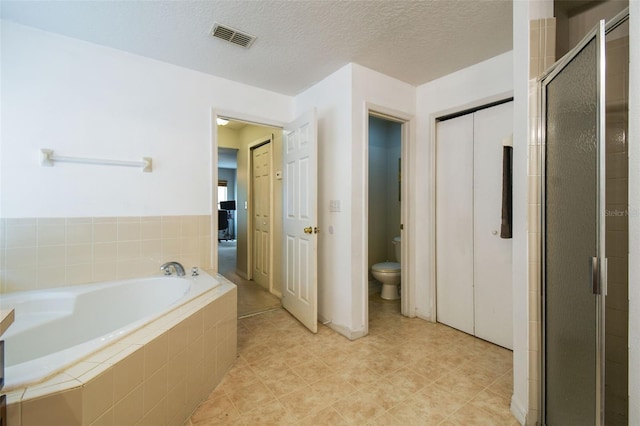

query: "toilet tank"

left=393, top=236, right=401, bottom=262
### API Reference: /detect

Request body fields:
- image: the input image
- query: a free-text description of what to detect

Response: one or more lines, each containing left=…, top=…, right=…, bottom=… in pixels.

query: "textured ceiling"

left=1, top=0, right=513, bottom=96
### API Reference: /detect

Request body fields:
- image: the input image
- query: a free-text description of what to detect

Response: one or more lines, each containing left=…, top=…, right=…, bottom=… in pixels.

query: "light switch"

left=329, top=200, right=341, bottom=212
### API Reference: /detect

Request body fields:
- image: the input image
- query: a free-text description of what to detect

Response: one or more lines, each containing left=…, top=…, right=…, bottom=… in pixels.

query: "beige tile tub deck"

left=7, top=277, right=237, bottom=426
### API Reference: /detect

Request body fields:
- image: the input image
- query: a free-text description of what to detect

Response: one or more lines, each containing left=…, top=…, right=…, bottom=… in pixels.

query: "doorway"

left=366, top=110, right=410, bottom=328
left=214, top=110, right=319, bottom=330
left=216, top=117, right=282, bottom=317
left=367, top=115, right=402, bottom=297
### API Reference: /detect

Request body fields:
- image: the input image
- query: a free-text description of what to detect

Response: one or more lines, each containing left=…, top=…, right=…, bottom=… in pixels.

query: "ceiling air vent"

left=210, top=23, right=256, bottom=48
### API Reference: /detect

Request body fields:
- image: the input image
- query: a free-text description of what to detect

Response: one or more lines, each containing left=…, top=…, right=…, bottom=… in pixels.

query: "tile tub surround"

left=0, top=215, right=213, bottom=293
left=527, top=17, right=556, bottom=424
left=5, top=279, right=237, bottom=426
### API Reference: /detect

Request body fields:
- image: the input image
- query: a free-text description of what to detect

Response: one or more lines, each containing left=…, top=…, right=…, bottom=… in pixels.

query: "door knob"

left=304, top=227, right=313, bottom=234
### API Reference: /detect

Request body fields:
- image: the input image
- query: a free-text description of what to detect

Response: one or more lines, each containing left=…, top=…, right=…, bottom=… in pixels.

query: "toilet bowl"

left=372, top=262, right=401, bottom=300
left=371, top=236, right=401, bottom=300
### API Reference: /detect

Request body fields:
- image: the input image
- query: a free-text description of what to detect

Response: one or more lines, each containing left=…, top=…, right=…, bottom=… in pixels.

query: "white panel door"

left=473, top=102, right=513, bottom=350
left=282, top=110, right=318, bottom=333
left=252, top=142, right=271, bottom=289
left=436, top=114, right=475, bottom=335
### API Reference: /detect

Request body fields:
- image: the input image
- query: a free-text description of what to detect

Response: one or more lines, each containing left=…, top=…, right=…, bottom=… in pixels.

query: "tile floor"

left=187, top=293, right=518, bottom=425
left=216, top=240, right=281, bottom=317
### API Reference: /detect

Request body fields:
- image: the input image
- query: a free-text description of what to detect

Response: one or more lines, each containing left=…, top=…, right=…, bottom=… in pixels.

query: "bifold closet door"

left=436, top=113, right=475, bottom=335
left=473, top=102, right=513, bottom=350
left=436, top=102, right=513, bottom=350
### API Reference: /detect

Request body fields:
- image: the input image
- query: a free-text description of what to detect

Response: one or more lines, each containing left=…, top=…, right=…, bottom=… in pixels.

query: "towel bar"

left=40, top=149, right=152, bottom=172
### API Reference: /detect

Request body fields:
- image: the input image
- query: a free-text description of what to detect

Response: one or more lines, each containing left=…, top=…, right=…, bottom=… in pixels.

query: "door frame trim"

left=363, top=102, right=414, bottom=334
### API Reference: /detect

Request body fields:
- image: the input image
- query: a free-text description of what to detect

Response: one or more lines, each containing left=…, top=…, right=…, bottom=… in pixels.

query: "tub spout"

left=160, top=262, right=186, bottom=277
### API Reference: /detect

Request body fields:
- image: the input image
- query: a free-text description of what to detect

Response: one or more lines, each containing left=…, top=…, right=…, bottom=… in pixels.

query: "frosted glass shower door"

left=542, top=21, right=605, bottom=425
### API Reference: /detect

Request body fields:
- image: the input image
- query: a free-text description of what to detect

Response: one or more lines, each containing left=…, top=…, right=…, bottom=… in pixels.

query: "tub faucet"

left=160, top=261, right=186, bottom=277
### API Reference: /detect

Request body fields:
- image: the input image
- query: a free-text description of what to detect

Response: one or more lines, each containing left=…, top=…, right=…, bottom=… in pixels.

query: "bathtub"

left=1, top=273, right=218, bottom=390
left=1, top=271, right=238, bottom=426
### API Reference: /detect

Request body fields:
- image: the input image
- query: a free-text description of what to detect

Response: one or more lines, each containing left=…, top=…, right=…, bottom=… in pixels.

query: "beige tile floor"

left=187, top=293, right=518, bottom=425
left=216, top=240, right=281, bottom=317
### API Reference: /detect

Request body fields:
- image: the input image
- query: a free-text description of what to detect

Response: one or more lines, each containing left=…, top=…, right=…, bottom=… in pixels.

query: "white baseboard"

left=318, top=314, right=367, bottom=341
left=510, top=395, right=527, bottom=425
left=415, top=308, right=434, bottom=323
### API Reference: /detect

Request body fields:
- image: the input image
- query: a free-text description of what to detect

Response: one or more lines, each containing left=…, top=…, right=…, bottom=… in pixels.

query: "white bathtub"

left=0, top=272, right=220, bottom=391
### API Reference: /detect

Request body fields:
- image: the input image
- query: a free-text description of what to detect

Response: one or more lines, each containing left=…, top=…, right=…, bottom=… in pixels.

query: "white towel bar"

left=40, top=149, right=152, bottom=173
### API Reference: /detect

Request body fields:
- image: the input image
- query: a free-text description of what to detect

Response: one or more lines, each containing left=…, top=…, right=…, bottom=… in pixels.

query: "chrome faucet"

left=160, top=261, right=186, bottom=277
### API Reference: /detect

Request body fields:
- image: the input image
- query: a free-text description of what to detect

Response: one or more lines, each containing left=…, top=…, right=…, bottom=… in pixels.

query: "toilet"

left=371, top=236, right=401, bottom=300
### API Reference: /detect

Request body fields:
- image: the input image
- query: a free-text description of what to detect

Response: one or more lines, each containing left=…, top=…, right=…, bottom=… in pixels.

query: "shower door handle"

left=590, top=257, right=600, bottom=295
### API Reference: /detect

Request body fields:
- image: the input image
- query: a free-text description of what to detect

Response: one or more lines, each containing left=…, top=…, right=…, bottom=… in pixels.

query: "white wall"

left=0, top=21, right=292, bottom=218
left=628, top=2, right=639, bottom=422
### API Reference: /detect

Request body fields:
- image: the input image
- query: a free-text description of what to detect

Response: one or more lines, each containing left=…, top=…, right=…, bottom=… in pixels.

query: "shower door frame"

left=539, top=9, right=629, bottom=425
left=539, top=21, right=606, bottom=425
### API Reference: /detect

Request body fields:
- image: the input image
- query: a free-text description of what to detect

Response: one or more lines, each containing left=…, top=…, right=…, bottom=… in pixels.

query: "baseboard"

left=415, top=308, right=434, bottom=323
left=318, top=313, right=331, bottom=326
left=318, top=315, right=367, bottom=341
left=510, top=395, right=528, bottom=425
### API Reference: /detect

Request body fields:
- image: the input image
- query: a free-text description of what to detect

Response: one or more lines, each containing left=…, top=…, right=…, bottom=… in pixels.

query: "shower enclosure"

left=540, top=9, right=629, bottom=426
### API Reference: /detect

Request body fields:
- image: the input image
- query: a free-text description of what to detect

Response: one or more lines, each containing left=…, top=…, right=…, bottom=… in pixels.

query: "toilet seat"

left=372, top=262, right=400, bottom=273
